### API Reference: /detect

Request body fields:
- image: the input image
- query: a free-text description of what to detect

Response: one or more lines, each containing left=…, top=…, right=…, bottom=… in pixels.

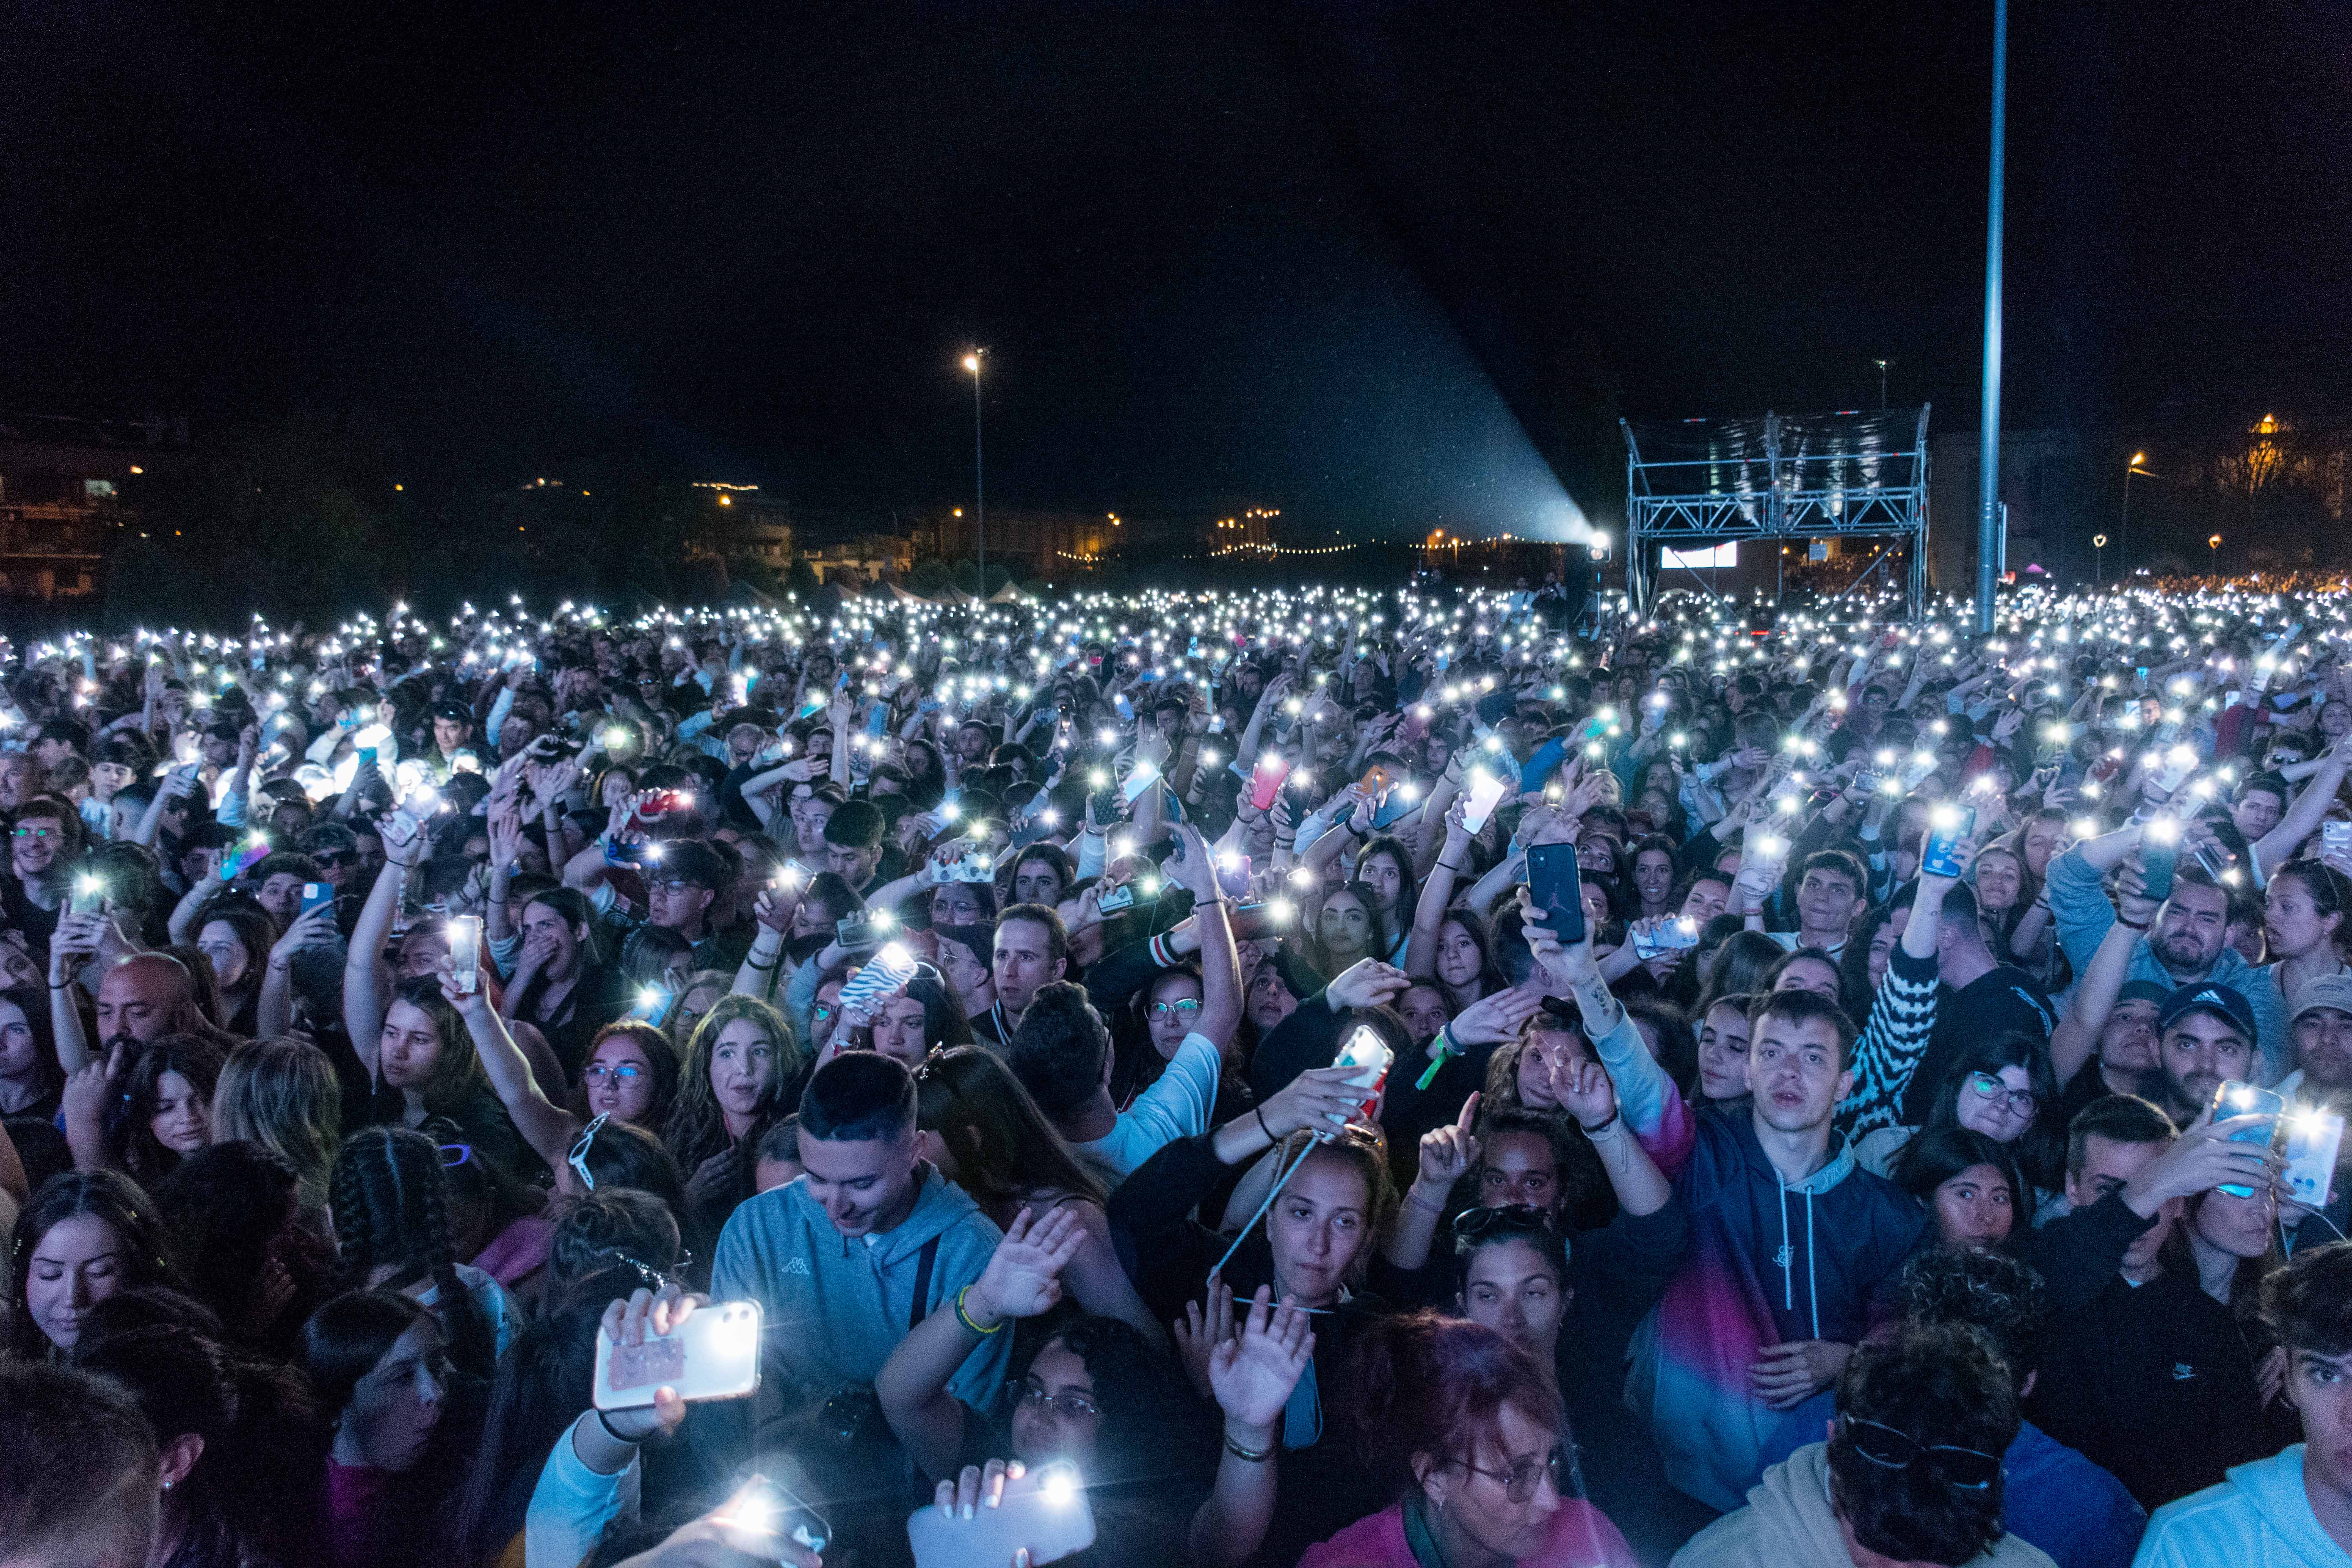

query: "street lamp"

left=2092, top=532, right=2108, bottom=584
left=2209, top=533, right=2223, bottom=570
left=963, top=350, right=986, bottom=594
left=2120, top=450, right=2156, bottom=573
left=1873, top=358, right=1891, bottom=411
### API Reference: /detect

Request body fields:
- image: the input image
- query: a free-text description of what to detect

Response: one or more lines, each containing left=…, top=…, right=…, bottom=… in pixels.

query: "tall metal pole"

left=1974, top=0, right=2006, bottom=633
left=968, top=352, right=986, bottom=594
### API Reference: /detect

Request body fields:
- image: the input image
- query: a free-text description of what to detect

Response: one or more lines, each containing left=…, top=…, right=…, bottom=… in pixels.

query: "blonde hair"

left=211, top=1036, right=343, bottom=1209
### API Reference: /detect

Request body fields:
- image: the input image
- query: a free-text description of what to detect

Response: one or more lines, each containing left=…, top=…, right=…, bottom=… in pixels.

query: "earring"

left=161, top=1480, right=173, bottom=1492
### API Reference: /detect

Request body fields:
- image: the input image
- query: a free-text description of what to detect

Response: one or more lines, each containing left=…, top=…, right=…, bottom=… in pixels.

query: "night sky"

left=3, top=1, right=2344, bottom=537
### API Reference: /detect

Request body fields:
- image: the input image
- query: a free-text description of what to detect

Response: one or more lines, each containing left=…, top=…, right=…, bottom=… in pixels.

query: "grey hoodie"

left=713, top=1163, right=1009, bottom=1412
left=2135, top=1446, right=2352, bottom=1568
left=1670, top=1443, right=2058, bottom=1568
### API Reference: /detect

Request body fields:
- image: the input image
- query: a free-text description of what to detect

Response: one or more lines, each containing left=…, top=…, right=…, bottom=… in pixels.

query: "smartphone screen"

left=593, top=1299, right=763, bottom=1410
left=2211, top=1081, right=2285, bottom=1197
left=2140, top=835, right=2180, bottom=903
left=1526, top=841, right=1585, bottom=944
left=906, top=1463, right=1096, bottom=1568
left=446, top=916, right=483, bottom=993
left=1461, top=770, right=1510, bottom=834
left=1919, top=805, right=1976, bottom=879
left=2283, top=1107, right=2346, bottom=1209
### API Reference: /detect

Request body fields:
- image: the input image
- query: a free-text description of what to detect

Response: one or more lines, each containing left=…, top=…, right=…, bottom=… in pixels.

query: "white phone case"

left=593, top=1299, right=763, bottom=1410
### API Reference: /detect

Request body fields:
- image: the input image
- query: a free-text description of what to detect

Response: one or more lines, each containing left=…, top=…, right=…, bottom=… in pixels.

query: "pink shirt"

left=1299, top=1498, right=1639, bottom=1568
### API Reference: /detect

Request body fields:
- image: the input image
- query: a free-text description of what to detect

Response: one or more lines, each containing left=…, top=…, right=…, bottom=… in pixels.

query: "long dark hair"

left=7, top=1170, right=185, bottom=1360
left=913, top=1046, right=1107, bottom=1209
left=0, top=981, right=63, bottom=1107
left=662, top=993, right=798, bottom=1174
left=75, top=1321, right=327, bottom=1566
left=448, top=1258, right=649, bottom=1562
left=1889, top=1125, right=2030, bottom=1243
left=328, top=1127, right=496, bottom=1378
left=1916, top=1033, right=2063, bottom=1192
left=154, top=1140, right=330, bottom=1354
left=116, top=1032, right=227, bottom=1187
left=302, top=1288, right=443, bottom=1423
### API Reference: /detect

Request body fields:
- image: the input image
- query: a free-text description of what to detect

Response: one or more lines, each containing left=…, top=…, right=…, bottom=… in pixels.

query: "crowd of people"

left=1, top=575, right=2349, bottom=1568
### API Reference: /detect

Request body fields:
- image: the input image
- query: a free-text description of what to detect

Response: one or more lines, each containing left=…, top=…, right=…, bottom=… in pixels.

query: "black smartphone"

left=2140, top=832, right=2180, bottom=903
left=1526, top=841, right=1585, bottom=944
left=836, top=914, right=887, bottom=950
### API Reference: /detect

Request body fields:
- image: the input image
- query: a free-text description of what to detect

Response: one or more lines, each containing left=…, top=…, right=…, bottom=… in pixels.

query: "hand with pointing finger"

left=1413, top=1091, right=1481, bottom=1203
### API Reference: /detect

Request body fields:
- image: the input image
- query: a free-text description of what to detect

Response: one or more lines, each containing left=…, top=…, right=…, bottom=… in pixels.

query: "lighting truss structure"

left=1622, top=406, right=1932, bottom=616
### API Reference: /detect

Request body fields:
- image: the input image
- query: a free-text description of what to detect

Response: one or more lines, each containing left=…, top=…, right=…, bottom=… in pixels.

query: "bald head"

left=96, top=953, right=196, bottom=1049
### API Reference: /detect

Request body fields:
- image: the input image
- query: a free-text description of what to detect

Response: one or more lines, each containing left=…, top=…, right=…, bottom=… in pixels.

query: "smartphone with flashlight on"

left=67, top=873, right=107, bottom=918
left=907, top=1461, right=1096, bottom=1568
left=1919, top=804, right=1976, bottom=880
left=717, top=1474, right=832, bottom=1562
left=593, top=1299, right=764, bottom=1410
left=2283, top=1105, right=2346, bottom=1210
left=446, top=916, right=483, bottom=995
left=2210, top=1081, right=2286, bottom=1198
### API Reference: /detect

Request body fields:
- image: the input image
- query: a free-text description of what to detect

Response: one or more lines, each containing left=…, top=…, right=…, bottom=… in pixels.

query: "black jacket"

left=2027, top=1267, right=2268, bottom=1510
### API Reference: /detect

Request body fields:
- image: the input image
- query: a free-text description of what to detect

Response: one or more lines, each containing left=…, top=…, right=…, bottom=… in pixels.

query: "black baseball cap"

left=2157, top=981, right=2256, bottom=1044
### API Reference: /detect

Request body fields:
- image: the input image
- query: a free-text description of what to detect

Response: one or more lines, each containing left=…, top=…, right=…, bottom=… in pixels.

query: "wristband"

left=594, top=1408, right=641, bottom=1445
left=955, top=1283, right=1002, bottom=1336
left=1223, top=1431, right=1275, bottom=1464
left=1407, top=1188, right=1450, bottom=1216
left=2117, top=917, right=2151, bottom=931
left=1580, top=1110, right=1625, bottom=1139
left=1253, top=1105, right=1275, bottom=1143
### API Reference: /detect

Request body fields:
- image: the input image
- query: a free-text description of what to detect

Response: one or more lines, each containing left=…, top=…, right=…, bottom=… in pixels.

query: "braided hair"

left=327, top=1125, right=495, bottom=1378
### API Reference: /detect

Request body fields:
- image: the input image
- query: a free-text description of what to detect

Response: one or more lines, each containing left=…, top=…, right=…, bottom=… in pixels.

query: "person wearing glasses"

left=1671, top=1324, right=2050, bottom=1568
left=1856, top=1034, right=2064, bottom=1202
left=1, top=793, right=81, bottom=951
left=877, top=1207, right=1204, bottom=1565
left=1298, top=1310, right=1637, bottom=1568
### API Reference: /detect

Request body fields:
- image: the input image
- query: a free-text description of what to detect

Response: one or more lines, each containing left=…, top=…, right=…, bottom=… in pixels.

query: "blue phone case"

left=1519, top=738, right=1568, bottom=795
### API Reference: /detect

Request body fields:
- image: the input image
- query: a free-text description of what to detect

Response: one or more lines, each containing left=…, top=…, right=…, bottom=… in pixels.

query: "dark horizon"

left=3, top=2, right=2344, bottom=539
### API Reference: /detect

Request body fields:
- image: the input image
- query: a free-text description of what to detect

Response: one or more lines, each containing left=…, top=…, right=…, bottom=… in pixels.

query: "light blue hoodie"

left=713, top=1164, right=1009, bottom=1414
left=2133, top=1446, right=2352, bottom=1568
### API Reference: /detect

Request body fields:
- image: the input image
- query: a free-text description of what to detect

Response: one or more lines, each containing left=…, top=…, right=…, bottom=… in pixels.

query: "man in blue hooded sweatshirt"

left=2134, top=1239, right=2352, bottom=1566
left=712, top=1051, right=1009, bottom=1444
left=1613, top=983, right=1926, bottom=1513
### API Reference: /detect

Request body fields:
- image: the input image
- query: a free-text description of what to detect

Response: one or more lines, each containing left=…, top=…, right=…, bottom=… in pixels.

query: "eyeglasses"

left=314, top=849, right=358, bottom=867
left=1840, top=1416, right=2001, bottom=1490
left=11, top=827, right=56, bottom=840
left=1147, top=998, right=1204, bottom=1021
left=1457, top=1444, right=1570, bottom=1504
left=647, top=878, right=708, bottom=896
left=583, top=1062, right=644, bottom=1083
left=568, top=1111, right=609, bottom=1192
left=437, top=1142, right=473, bottom=1168
left=812, top=1002, right=836, bottom=1022
left=1007, top=1378, right=1102, bottom=1421
left=1964, top=1073, right=2038, bottom=1115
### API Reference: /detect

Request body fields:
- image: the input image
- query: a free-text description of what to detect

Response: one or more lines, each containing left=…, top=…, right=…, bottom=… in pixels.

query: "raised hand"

left=1325, top=957, right=1410, bottom=1011
left=1207, top=1287, right=1314, bottom=1432
left=1551, top=1057, right=1621, bottom=1131
left=1448, top=984, right=1542, bottom=1046
left=967, top=1205, right=1085, bottom=1326
left=1414, top=1092, right=1481, bottom=1199
left=597, top=1285, right=699, bottom=1443
left=1173, top=1275, right=1237, bottom=1401
left=1256, top=1064, right=1381, bottom=1142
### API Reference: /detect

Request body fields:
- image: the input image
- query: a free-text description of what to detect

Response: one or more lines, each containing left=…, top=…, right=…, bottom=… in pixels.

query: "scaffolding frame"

left=1622, top=406, right=1931, bottom=617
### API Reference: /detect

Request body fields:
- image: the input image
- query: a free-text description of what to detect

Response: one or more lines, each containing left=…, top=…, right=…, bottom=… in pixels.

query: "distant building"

left=0, top=413, right=189, bottom=603
left=911, top=506, right=1114, bottom=574
left=804, top=535, right=911, bottom=585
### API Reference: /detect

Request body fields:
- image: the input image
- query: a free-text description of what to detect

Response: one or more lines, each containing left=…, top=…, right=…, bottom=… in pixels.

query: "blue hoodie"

left=713, top=1163, right=1009, bottom=1414
left=1626, top=1103, right=1924, bottom=1512
left=2134, top=1445, right=2352, bottom=1567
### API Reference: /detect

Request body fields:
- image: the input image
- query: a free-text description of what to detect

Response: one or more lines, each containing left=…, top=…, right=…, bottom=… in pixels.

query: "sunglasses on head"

left=568, top=1111, right=609, bottom=1191
left=1840, top=1415, right=2001, bottom=1490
